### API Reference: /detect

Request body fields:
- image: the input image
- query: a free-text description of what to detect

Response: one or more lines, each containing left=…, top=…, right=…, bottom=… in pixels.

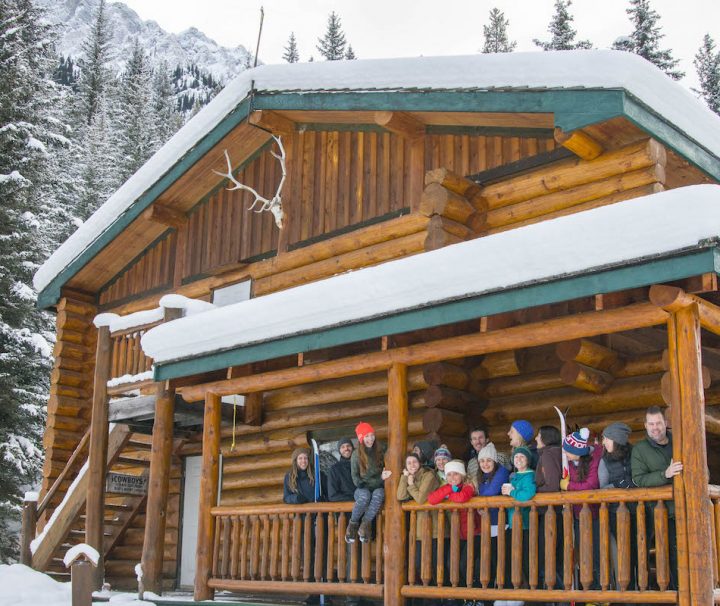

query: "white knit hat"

left=444, top=459, right=467, bottom=476
left=477, top=442, right=498, bottom=463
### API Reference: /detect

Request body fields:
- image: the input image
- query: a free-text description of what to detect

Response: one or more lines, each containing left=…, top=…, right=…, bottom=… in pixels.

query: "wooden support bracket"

left=374, top=111, right=425, bottom=141
left=650, top=285, right=720, bottom=337
left=554, top=127, right=604, bottom=161
left=248, top=109, right=295, bottom=136
left=142, top=203, right=187, bottom=229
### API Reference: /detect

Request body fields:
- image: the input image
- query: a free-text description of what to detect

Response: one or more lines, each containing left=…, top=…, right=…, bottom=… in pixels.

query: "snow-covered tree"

left=283, top=32, right=299, bottom=63
left=612, top=0, right=684, bottom=80
left=0, top=0, right=63, bottom=561
left=317, top=12, right=347, bottom=61
left=534, top=0, right=592, bottom=51
left=115, top=39, right=156, bottom=181
left=76, top=0, right=112, bottom=125
left=694, top=34, right=720, bottom=115
left=345, top=45, right=356, bottom=60
left=152, top=60, right=183, bottom=145
left=482, top=8, right=517, bottom=54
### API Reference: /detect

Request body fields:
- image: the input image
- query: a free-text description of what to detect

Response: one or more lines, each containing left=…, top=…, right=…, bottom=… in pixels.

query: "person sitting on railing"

left=507, top=420, right=537, bottom=469
left=631, top=406, right=681, bottom=590
left=560, top=427, right=602, bottom=591
left=398, top=452, right=441, bottom=587
left=475, top=442, right=510, bottom=589
left=598, top=422, right=637, bottom=591
left=433, top=444, right=452, bottom=485
left=347, top=422, right=392, bottom=544
left=283, top=447, right=327, bottom=504
left=533, top=426, right=563, bottom=589
left=329, top=437, right=357, bottom=503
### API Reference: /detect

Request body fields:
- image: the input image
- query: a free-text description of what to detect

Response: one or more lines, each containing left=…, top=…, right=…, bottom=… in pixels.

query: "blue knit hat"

left=511, top=419, right=534, bottom=443
left=563, top=428, right=591, bottom=456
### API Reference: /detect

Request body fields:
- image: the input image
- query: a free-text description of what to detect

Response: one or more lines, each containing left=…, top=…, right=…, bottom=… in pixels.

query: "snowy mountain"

left=38, top=0, right=252, bottom=82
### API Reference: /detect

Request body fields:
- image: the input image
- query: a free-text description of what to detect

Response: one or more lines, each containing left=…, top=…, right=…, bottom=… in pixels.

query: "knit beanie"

left=563, top=427, right=591, bottom=456
left=355, top=422, right=375, bottom=442
left=337, top=437, right=354, bottom=452
left=512, top=445, right=533, bottom=465
left=603, top=422, right=631, bottom=446
left=444, top=459, right=467, bottom=476
left=511, top=419, right=534, bottom=443
left=413, top=439, right=439, bottom=464
left=477, top=442, right=499, bottom=463
left=433, top=444, right=452, bottom=461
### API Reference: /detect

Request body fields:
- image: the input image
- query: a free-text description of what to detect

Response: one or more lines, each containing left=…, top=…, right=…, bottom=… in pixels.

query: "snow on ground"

left=142, top=185, right=720, bottom=365
left=34, top=50, right=720, bottom=296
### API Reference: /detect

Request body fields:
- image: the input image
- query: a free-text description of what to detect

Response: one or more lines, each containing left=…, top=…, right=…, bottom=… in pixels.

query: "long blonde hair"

left=287, top=447, right=314, bottom=493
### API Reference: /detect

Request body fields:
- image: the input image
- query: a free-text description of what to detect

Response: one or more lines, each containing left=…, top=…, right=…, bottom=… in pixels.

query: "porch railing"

left=108, top=324, right=158, bottom=388
left=208, top=502, right=384, bottom=598
left=400, top=485, right=710, bottom=604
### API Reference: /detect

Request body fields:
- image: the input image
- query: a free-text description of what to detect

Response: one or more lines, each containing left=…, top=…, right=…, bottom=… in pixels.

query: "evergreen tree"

left=115, top=39, right=156, bottom=182
left=76, top=0, right=111, bottom=125
left=694, top=34, right=720, bottom=115
left=345, top=45, right=356, bottom=60
left=0, top=0, right=63, bottom=561
left=317, top=11, right=347, bottom=61
left=152, top=60, right=183, bottom=144
left=534, top=0, right=592, bottom=51
left=283, top=32, right=299, bottom=63
left=481, top=8, right=517, bottom=53
left=612, top=0, right=684, bottom=80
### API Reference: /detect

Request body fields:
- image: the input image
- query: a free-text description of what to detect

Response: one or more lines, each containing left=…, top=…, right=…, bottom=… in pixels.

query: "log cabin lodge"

left=24, top=50, right=720, bottom=605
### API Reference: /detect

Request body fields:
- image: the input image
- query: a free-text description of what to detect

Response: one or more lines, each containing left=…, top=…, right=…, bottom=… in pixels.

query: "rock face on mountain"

left=38, top=0, right=252, bottom=81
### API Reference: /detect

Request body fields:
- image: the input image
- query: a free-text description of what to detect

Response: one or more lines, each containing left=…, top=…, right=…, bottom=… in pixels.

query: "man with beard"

left=329, top=437, right=356, bottom=501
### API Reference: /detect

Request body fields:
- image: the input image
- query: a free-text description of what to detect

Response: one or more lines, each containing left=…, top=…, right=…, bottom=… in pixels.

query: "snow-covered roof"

left=142, top=184, right=720, bottom=368
left=34, top=50, right=720, bottom=300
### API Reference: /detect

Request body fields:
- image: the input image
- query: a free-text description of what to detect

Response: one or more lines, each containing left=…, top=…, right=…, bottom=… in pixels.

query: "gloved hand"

left=559, top=476, right=570, bottom=491
left=451, top=484, right=461, bottom=493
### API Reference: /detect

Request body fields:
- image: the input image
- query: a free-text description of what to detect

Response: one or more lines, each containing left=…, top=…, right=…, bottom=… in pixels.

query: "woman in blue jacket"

left=474, top=442, right=509, bottom=588
left=284, top=447, right=327, bottom=503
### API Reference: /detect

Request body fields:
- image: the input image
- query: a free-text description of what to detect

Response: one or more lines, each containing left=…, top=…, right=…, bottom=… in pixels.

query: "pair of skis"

left=554, top=405, right=577, bottom=606
left=311, top=439, right=326, bottom=606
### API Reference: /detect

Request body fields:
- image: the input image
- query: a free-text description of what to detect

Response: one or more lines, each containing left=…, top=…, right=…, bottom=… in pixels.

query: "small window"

left=212, top=280, right=252, bottom=307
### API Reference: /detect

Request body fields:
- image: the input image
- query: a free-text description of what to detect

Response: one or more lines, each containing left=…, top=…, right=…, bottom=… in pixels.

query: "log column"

left=194, top=391, right=222, bottom=601
left=85, top=324, right=112, bottom=588
left=140, top=384, right=176, bottom=595
left=384, top=363, right=408, bottom=606
left=666, top=303, right=714, bottom=605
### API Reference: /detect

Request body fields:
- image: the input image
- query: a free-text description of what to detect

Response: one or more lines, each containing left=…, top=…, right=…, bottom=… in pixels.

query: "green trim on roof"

left=153, top=247, right=718, bottom=381
left=37, top=87, right=720, bottom=309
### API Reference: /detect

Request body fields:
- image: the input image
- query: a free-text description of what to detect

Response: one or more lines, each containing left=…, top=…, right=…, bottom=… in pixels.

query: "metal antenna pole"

left=253, top=6, right=264, bottom=68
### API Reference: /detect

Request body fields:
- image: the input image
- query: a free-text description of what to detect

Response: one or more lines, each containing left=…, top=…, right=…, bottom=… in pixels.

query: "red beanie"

left=355, top=422, right=375, bottom=442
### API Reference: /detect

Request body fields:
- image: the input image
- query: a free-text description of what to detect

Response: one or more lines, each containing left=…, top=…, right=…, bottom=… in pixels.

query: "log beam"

left=554, top=127, right=603, bottom=161
left=248, top=110, right=295, bottom=136
left=650, top=285, right=720, bottom=337
left=424, top=167, right=486, bottom=212
left=85, top=325, right=112, bottom=589
left=384, top=363, right=408, bottom=606
left=140, top=383, right=175, bottom=595
left=194, top=392, right=222, bottom=601
left=142, top=203, right=187, bottom=229
left=556, top=338, right=622, bottom=373
left=243, top=392, right=262, bottom=426
left=374, top=111, right=425, bottom=141
left=419, top=183, right=476, bottom=223
left=559, top=361, right=614, bottom=394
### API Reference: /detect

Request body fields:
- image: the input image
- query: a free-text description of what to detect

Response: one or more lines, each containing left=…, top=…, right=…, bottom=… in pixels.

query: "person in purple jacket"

left=560, top=427, right=603, bottom=591
left=474, top=442, right=509, bottom=589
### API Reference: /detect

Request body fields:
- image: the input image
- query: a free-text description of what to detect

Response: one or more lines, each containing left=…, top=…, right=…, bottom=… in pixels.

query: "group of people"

left=283, top=406, right=682, bottom=605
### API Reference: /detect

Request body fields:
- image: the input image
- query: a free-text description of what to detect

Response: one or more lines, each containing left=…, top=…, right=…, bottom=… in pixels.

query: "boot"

left=345, top=520, right=359, bottom=543
left=358, top=519, right=372, bottom=543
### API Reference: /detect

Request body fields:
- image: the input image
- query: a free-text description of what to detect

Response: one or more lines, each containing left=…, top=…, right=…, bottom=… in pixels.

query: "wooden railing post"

left=85, top=324, right=112, bottom=588
left=384, top=362, right=408, bottom=606
left=194, top=391, right=222, bottom=601
left=666, top=304, right=714, bottom=605
left=20, top=495, right=37, bottom=565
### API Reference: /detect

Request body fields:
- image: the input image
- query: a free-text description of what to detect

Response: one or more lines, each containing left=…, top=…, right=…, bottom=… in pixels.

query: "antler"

left=213, top=135, right=286, bottom=228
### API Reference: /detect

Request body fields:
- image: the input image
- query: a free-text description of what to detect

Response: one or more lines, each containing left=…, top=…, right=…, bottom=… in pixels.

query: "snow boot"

left=358, top=519, right=372, bottom=543
left=345, top=520, right=359, bottom=543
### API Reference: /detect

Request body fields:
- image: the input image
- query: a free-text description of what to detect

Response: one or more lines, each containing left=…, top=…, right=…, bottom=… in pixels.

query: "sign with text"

left=106, top=472, right=148, bottom=495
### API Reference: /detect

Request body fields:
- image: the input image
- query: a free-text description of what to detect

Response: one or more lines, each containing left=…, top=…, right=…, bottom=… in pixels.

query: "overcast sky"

left=112, top=0, right=720, bottom=90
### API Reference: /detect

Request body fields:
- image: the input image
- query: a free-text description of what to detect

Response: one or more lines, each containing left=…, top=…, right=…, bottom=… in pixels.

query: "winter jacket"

left=351, top=443, right=385, bottom=491
left=599, top=450, right=635, bottom=490
left=567, top=446, right=602, bottom=518
left=328, top=457, right=356, bottom=502
left=283, top=469, right=327, bottom=504
left=631, top=432, right=675, bottom=517
left=535, top=445, right=563, bottom=493
left=397, top=466, right=441, bottom=539
left=428, top=482, right=479, bottom=540
left=506, top=470, right=536, bottom=529
left=477, top=464, right=510, bottom=529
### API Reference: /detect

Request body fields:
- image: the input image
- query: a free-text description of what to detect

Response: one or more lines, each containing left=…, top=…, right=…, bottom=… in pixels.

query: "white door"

left=179, top=456, right=202, bottom=588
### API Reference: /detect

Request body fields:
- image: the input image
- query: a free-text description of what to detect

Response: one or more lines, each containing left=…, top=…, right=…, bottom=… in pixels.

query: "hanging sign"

left=106, top=472, right=148, bottom=495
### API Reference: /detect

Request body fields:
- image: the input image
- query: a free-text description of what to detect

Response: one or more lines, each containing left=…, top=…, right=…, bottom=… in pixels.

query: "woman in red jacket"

left=428, top=459, right=479, bottom=590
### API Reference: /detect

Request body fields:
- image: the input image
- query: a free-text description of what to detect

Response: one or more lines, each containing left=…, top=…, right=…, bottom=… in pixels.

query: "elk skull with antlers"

left=213, top=135, right=286, bottom=229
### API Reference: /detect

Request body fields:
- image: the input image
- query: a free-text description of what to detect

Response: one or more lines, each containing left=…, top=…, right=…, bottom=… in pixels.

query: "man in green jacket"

left=631, top=406, right=683, bottom=589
